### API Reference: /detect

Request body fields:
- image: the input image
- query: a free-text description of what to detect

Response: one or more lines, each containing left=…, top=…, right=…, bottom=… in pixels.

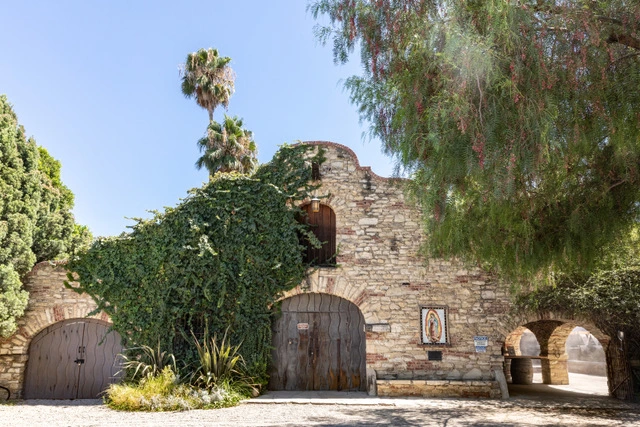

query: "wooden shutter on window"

left=301, top=204, right=336, bottom=266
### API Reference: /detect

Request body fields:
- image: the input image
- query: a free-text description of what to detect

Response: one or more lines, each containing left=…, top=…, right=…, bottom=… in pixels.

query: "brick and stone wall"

left=280, top=141, right=512, bottom=398
left=1, top=141, right=513, bottom=400
left=0, top=261, right=107, bottom=399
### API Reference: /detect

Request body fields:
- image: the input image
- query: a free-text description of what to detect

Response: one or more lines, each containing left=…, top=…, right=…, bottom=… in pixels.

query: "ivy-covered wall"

left=66, top=145, right=324, bottom=381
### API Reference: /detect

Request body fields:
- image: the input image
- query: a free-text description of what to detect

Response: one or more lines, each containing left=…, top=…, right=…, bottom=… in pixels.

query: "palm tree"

left=181, top=48, right=235, bottom=122
left=196, top=115, right=258, bottom=176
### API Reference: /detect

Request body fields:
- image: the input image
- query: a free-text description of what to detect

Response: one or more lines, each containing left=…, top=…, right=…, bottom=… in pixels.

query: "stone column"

left=510, top=358, right=533, bottom=385
left=540, top=355, right=569, bottom=385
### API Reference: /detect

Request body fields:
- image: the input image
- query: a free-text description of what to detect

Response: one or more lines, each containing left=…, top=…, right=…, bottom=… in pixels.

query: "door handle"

left=74, top=358, right=85, bottom=365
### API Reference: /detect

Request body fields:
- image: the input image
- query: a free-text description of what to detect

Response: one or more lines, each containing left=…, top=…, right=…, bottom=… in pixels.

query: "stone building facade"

left=277, top=141, right=512, bottom=398
left=1, top=141, right=514, bottom=400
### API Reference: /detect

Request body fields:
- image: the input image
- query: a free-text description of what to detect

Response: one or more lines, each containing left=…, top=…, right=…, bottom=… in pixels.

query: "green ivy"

left=67, top=144, right=324, bottom=382
left=517, top=267, right=640, bottom=351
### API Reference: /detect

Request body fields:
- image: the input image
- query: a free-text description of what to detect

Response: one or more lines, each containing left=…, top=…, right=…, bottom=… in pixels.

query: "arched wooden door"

left=269, top=293, right=366, bottom=391
left=24, top=319, right=123, bottom=399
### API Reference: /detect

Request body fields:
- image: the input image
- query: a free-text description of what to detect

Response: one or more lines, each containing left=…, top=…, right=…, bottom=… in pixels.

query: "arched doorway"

left=504, top=320, right=610, bottom=395
left=269, top=293, right=366, bottom=391
left=299, top=203, right=336, bottom=266
left=23, top=319, right=123, bottom=399
left=566, top=327, right=607, bottom=374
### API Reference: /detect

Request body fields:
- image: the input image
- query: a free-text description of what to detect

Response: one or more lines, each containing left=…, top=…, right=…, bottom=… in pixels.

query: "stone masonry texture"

left=280, top=142, right=512, bottom=398
left=1, top=142, right=514, bottom=400
left=0, top=261, right=107, bottom=399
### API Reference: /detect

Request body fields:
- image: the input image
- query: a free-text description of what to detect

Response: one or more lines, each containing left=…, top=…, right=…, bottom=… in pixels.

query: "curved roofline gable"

left=302, top=140, right=399, bottom=182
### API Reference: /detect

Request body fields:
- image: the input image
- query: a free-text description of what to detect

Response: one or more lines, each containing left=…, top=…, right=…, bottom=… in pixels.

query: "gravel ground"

left=0, top=374, right=636, bottom=427
left=1, top=395, right=639, bottom=427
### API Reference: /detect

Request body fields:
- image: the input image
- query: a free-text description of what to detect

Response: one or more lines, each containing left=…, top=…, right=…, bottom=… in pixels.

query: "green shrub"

left=67, top=144, right=325, bottom=383
left=107, top=366, right=191, bottom=411
left=192, top=328, right=259, bottom=396
left=106, top=366, right=246, bottom=411
left=119, top=341, right=178, bottom=381
left=107, top=332, right=260, bottom=411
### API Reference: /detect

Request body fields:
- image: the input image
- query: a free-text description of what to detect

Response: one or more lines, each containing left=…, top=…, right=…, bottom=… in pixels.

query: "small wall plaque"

left=428, top=351, right=443, bottom=361
left=473, top=336, right=488, bottom=347
left=365, top=323, right=391, bottom=333
left=297, top=323, right=309, bottom=330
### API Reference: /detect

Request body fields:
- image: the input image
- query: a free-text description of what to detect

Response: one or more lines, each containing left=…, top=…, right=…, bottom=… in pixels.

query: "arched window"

left=300, top=203, right=336, bottom=266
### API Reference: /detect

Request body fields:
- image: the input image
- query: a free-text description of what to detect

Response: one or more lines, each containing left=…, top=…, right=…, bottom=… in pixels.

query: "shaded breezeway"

left=509, top=372, right=609, bottom=400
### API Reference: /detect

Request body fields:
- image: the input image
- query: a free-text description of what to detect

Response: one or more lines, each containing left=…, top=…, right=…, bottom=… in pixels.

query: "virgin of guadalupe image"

left=426, top=310, right=442, bottom=343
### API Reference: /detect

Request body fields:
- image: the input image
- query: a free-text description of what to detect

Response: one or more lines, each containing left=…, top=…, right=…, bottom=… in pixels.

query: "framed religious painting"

left=420, top=306, right=449, bottom=345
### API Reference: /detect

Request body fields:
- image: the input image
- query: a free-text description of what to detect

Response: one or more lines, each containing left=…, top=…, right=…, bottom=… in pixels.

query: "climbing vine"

left=517, top=268, right=640, bottom=355
left=67, top=144, right=325, bottom=381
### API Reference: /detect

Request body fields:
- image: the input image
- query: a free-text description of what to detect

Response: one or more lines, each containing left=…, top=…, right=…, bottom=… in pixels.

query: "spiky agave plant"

left=119, top=340, right=178, bottom=381
left=191, top=328, right=259, bottom=396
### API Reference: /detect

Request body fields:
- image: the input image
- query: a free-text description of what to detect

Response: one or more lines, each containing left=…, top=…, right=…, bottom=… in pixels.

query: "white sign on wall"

left=473, top=336, right=488, bottom=346
left=474, top=336, right=488, bottom=352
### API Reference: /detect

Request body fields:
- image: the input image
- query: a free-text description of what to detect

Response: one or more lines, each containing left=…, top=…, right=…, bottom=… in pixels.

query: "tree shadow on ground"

left=299, top=402, right=640, bottom=427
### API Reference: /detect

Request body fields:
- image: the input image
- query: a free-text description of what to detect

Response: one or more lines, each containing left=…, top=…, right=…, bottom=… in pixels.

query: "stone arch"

left=301, top=196, right=341, bottom=217
left=0, top=262, right=111, bottom=399
left=504, top=326, right=529, bottom=356
left=278, top=273, right=383, bottom=324
left=281, top=273, right=359, bottom=306
left=525, top=319, right=609, bottom=385
left=501, top=312, right=610, bottom=355
left=502, top=312, right=612, bottom=388
left=9, top=303, right=109, bottom=358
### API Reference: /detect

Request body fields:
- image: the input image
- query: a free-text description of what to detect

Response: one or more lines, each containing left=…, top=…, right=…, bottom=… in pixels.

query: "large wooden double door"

left=269, top=293, right=366, bottom=391
left=24, top=319, right=123, bottom=399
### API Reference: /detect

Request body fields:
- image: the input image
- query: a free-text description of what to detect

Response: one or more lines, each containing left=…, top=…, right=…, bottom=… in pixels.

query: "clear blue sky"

left=1, top=1, right=396, bottom=237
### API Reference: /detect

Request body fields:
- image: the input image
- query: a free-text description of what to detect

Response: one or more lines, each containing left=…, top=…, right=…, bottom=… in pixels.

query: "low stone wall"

left=0, top=262, right=107, bottom=399
left=377, top=379, right=501, bottom=398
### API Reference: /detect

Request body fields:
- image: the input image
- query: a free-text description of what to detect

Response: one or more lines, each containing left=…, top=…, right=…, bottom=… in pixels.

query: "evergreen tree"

left=0, top=95, right=89, bottom=336
left=311, top=0, right=640, bottom=280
